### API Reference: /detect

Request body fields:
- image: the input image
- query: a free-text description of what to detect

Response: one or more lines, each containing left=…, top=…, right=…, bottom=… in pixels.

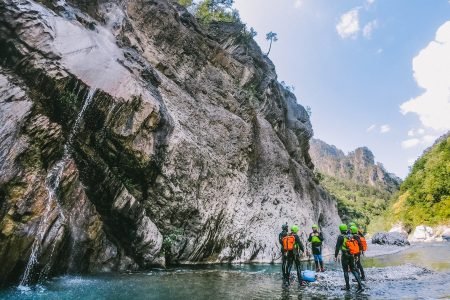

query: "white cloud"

left=402, top=138, right=420, bottom=149
left=400, top=21, right=450, bottom=131
left=294, top=0, right=303, bottom=8
left=377, top=48, right=383, bottom=54
left=366, top=124, right=376, bottom=132
left=367, top=0, right=376, bottom=4
left=407, top=128, right=426, bottom=137
left=363, top=20, right=378, bottom=39
left=401, top=135, right=437, bottom=149
left=380, top=124, right=391, bottom=133
left=336, top=8, right=360, bottom=39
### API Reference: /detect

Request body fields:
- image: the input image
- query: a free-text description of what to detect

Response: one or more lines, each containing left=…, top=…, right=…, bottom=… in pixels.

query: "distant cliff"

left=309, top=139, right=401, bottom=227
left=0, top=0, right=341, bottom=285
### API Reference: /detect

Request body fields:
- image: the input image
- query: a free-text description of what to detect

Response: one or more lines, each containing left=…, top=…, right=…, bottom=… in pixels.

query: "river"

left=1, top=243, right=449, bottom=299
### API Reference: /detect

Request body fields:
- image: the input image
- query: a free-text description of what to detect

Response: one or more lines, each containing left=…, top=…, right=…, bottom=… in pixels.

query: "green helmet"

left=350, top=226, right=358, bottom=234
left=291, top=225, right=299, bottom=233
left=312, top=224, right=319, bottom=229
left=339, top=224, right=348, bottom=232
left=349, top=222, right=356, bottom=227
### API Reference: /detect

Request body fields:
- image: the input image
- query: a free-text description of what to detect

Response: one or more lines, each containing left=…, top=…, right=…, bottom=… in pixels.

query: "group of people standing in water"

left=278, top=222, right=367, bottom=293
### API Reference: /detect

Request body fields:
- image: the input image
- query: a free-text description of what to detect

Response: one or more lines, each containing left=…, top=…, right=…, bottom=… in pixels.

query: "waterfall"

left=18, top=88, right=97, bottom=289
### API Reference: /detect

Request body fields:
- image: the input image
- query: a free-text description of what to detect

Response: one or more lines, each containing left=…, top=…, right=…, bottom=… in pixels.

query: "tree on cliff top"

left=266, top=31, right=278, bottom=56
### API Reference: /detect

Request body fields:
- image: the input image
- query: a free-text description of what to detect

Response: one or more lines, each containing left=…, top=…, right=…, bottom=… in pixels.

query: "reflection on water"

left=363, top=242, right=450, bottom=271
left=1, top=243, right=449, bottom=300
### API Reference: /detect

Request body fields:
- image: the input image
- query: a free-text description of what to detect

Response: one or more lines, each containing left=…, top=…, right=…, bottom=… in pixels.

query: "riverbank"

left=365, top=243, right=411, bottom=257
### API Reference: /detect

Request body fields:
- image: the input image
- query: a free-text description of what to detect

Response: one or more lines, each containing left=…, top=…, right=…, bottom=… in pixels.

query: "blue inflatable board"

left=301, top=270, right=316, bottom=282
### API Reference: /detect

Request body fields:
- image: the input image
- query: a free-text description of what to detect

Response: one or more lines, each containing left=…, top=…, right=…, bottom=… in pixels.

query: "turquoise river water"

left=1, top=243, right=449, bottom=299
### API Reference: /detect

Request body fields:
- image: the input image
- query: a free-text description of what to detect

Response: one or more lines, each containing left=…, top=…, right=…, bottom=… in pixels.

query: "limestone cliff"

left=0, top=0, right=341, bottom=285
left=309, top=139, right=401, bottom=226
left=310, top=139, right=401, bottom=192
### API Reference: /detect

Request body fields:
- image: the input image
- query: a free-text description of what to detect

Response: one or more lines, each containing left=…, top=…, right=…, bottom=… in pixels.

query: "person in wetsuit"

left=278, top=223, right=289, bottom=281
left=334, top=224, right=363, bottom=292
left=351, top=225, right=366, bottom=281
left=284, top=225, right=305, bottom=285
left=308, top=224, right=325, bottom=272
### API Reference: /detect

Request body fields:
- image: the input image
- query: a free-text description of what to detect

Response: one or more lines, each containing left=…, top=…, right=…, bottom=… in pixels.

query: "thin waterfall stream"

left=18, top=88, right=97, bottom=289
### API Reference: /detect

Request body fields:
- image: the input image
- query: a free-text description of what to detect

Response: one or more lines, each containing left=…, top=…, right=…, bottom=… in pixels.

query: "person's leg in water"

left=317, top=254, right=325, bottom=272
left=313, top=254, right=320, bottom=272
left=281, top=251, right=288, bottom=281
left=285, top=251, right=294, bottom=285
left=294, top=252, right=303, bottom=285
left=355, top=254, right=365, bottom=280
left=341, top=254, right=351, bottom=290
left=348, top=254, right=363, bottom=292
left=341, top=254, right=363, bottom=291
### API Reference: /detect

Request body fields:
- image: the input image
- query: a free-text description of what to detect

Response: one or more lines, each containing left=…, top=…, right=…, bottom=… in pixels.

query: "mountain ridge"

left=309, top=138, right=401, bottom=227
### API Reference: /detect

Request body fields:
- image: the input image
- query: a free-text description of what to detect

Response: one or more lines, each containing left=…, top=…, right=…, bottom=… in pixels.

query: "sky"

left=233, top=0, right=450, bottom=178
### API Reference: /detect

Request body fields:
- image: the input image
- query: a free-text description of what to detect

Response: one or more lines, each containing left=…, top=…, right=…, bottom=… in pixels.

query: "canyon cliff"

left=309, top=139, right=401, bottom=227
left=0, top=0, right=341, bottom=285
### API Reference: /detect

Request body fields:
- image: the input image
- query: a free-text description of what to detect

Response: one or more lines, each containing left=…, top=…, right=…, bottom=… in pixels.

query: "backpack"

left=311, top=234, right=321, bottom=244
left=359, top=236, right=368, bottom=251
left=282, top=235, right=296, bottom=251
left=343, top=235, right=360, bottom=255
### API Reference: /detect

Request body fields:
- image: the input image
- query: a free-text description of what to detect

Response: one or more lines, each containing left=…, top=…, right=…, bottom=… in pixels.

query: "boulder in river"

left=372, top=232, right=410, bottom=246
left=411, top=225, right=434, bottom=242
left=389, top=223, right=408, bottom=236
left=412, top=225, right=450, bottom=242
left=441, top=228, right=450, bottom=241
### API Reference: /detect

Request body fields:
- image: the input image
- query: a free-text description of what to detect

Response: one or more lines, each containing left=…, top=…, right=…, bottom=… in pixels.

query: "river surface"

left=1, top=243, right=449, bottom=299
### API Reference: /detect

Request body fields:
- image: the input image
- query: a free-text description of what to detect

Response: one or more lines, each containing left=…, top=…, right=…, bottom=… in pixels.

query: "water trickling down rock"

left=0, top=0, right=341, bottom=286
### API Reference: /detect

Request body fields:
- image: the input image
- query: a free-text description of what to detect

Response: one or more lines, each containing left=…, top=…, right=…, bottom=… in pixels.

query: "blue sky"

left=233, top=0, right=450, bottom=178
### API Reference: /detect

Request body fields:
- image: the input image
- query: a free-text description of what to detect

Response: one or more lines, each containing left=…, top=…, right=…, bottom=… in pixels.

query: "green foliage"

left=195, top=0, right=239, bottom=24
left=178, top=0, right=193, bottom=7
left=313, top=171, right=323, bottom=184
left=320, top=174, right=392, bottom=229
left=265, top=31, right=278, bottom=56
left=162, top=228, right=184, bottom=253
left=237, top=25, right=257, bottom=45
left=266, top=31, right=278, bottom=42
left=391, top=136, right=450, bottom=227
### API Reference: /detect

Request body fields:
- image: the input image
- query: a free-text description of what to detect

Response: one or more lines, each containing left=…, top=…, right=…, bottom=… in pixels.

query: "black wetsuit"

left=354, top=233, right=366, bottom=280
left=285, top=233, right=305, bottom=284
left=278, top=230, right=288, bottom=280
left=335, top=234, right=362, bottom=290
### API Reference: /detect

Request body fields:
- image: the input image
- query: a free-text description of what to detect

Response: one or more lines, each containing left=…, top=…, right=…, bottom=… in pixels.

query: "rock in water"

left=411, top=225, right=434, bottom=242
left=372, top=232, right=410, bottom=246
left=0, top=0, right=341, bottom=285
left=442, top=228, right=450, bottom=241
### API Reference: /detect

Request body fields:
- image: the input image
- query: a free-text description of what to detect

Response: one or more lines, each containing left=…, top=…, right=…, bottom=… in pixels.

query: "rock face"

left=372, top=232, right=410, bottom=246
left=410, top=225, right=450, bottom=242
left=389, top=223, right=408, bottom=236
left=442, top=228, right=450, bottom=241
left=310, top=139, right=401, bottom=191
left=411, top=226, right=434, bottom=241
left=0, top=0, right=341, bottom=285
left=309, top=139, right=401, bottom=226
